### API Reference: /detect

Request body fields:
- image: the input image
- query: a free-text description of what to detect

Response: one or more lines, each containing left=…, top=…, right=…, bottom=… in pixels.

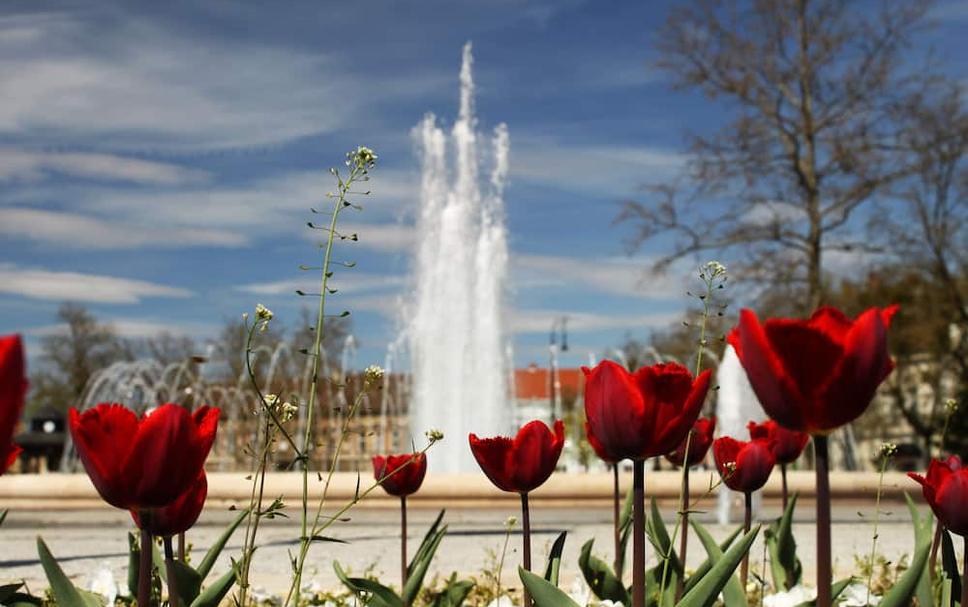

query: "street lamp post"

left=548, top=317, right=569, bottom=424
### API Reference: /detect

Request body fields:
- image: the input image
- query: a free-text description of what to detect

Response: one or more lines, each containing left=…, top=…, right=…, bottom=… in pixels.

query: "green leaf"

left=402, top=522, right=447, bottom=605
left=196, top=508, right=249, bottom=581
left=941, top=575, right=953, bottom=607
left=647, top=497, right=673, bottom=557
left=126, top=532, right=140, bottom=599
left=36, top=537, right=103, bottom=607
left=682, top=526, right=742, bottom=595
left=688, top=520, right=746, bottom=607
left=430, top=574, right=475, bottom=607
left=544, top=531, right=568, bottom=585
left=335, top=561, right=403, bottom=607
left=675, top=524, right=760, bottom=607
left=189, top=568, right=236, bottom=607
left=167, top=558, right=203, bottom=604
left=578, top=539, right=631, bottom=605
left=519, top=567, right=581, bottom=607
left=3, top=593, right=44, bottom=606
left=905, top=493, right=935, bottom=607
left=617, top=482, right=634, bottom=578
left=879, top=495, right=932, bottom=607
left=766, top=492, right=802, bottom=591
left=0, top=509, right=7, bottom=528
left=0, top=582, right=24, bottom=603
left=942, top=528, right=962, bottom=600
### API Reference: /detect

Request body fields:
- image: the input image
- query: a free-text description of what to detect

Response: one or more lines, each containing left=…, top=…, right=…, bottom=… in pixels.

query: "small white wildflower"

left=347, top=146, right=377, bottom=169
left=280, top=400, right=298, bottom=422
left=425, top=428, right=444, bottom=443
left=363, top=364, right=385, bottom=385
left=946, top=398, right=959, bottom=414
left=700, top=260, right=727, bottom=280
left=879, top=442, right=897, bottom=458
left=88, top=566, right=118, bottom=604
left=255, top=303, right=273, bottom=321
left=505, top=515, right=518, bottom=529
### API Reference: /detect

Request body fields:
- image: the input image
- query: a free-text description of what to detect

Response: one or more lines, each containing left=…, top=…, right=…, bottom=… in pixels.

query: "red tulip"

left=909, top=456, right=968, bottom=536
left=582, top=360, right=711, bottom=462
left=666, top=416, right=716, bottom=468
left=713, top=436, right=775, bottom=493
left=747, top=420, right=810, bottom=465
left=469, top=420, right=565, bottom=493
left=727, top=306, right=897, bottom=435
left=372, top=452, right=427, bottom=497
left=69, top=403, right=219, bottom=510
left=0, top=335, right=26, bottom=475
left=131, top=471, right=207, bottom=537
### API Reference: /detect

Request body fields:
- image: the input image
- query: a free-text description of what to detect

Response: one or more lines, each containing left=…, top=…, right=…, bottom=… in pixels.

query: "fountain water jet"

left=409, top=42, right=512, bottom=472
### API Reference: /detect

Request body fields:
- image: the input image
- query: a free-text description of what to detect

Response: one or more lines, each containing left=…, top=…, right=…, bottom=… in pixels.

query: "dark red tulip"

left=909, top=456, right=968, bottom=536
left=0, top=335, right=26, bottom=475
left=666, top=416, right=716, bottom=468
left=372, top=452, right=427, bottom=497
left=727, top=306, right=897, bottom=435
left=469, top=420, right=565, bottom=493
left=69, top=403, right=219, bottom=510
left=747, top=420, right=810, bottom=465
left=582, top=360, right=711, bottom=462
left=131, top=471, right=207, bottom=537
left=713, top=436, right=775, bottom=493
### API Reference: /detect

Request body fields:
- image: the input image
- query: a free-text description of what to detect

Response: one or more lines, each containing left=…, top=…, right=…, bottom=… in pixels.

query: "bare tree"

left=620, top=0, right=934, bottom=310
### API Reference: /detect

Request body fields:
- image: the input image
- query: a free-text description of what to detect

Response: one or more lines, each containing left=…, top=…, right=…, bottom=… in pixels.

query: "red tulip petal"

left=935, top=470, right=968, bottom=536
left=815, top=307, right=895, bottom=431
left=70, top=404, right=140, bottom=508
left=509, top=420, right=563, bottom=492
left=469, top=433, right=515, bottom=492
left=731, top=310, right=808, bottom=430
left=1, top=444, right=21, bottom=474
left=124, top=404, right=205, bottom=508
left=805, top=307, right=854, bottom=346
left=132, top=471, right=208, bottom=537
left=0, top=335, right=26, bottom=476
left=583, top=361, right=647, bottom=461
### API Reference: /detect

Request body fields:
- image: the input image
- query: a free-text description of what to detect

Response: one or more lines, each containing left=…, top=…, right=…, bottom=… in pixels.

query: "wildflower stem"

left=521, top=491, right=533, bottom=607
left=865, top=451, right=890, bottom=606
left=496, top=519, right=514, bottom=602
left=138, top=524, right=152, bottom=607
left=675, top=467, right=690, bottom=602
left=632, top=459, right=646, bottom=607
left=741, top=491, right=752, bottom=592
left=164, top=536, right=181, bottom=607
left=401, top=496, right=408, bottom=605
left=613, top=464, right=621, bottom=576
left=929, top=522, right=942, bottom=582
left=815, top=435, right=832, bottom=607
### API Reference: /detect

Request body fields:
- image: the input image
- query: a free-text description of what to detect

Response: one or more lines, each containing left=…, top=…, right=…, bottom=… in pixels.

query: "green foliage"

left=427, top=573, right=475, bottom=607
left=941, top=527, right=962, bottom=600
left=878, top=494, right=933, bottom=607
left=765, top=492, right=802, bottom=591
left=578, top=539, right=630, bottom=605
left=518, top=568, right=581, bottom=607
left=543, top=532, right=567, bottom=586
left=688, top=520, right=746, bottom=607
left=36, top=537, right=103, bottom=607
left=676, top=524, right=760, bottom=607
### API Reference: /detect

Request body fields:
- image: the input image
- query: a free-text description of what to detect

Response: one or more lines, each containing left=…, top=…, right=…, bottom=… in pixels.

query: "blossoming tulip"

left=582, top=360, right=711, bottom=462
left=666, top=416, right=716, bottom=468
left=909, top=456, right=968, bottom=537
left=713, top=436, right=776, bottom=494
left=469, top=420, right=564, bottom=494
left=0, top=335, right=26, bottom=474
left=372, top=452, right=427, bottom=497
left=747, top=420, right=809, bottom=465
left=470, top=420, right=564, bottom=607
left=69, top=403, right=219, bottom=510
left=727, top=306, right=897, bottom=435
left=131, top=471, right=207, bottom=538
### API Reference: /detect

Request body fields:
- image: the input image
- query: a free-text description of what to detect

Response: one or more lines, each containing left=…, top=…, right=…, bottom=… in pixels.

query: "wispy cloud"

left=27, top=318, right=214, bottom=339
left=0, top=147, right=209, bottom=185
left=510, top=308, right=680, bottom=334
left=238, top=273, right=406, bottom=296
left=512, top=253, right=686, bottom=300
left=0, top=265, right=193, bottom=303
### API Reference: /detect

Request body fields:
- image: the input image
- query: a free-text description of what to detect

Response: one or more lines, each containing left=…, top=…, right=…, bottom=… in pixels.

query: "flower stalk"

left=401, top=496, right=409, bottom=603
left=613, top=464, right=621, bottom=576
left=632, top=459, right=645, bottom=607
left=865, top=443, right=895, bottom=606
left=815, top=434, right=832, bottom=607
left=521, top=492, right=533, bottom=607
left=741, top=490, right=752, bottom=591
left=138, top=523, right=152, bottom=607
left=164, top=536, right=180, bottom=607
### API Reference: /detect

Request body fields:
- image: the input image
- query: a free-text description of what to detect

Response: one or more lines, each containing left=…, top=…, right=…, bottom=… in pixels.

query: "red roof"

left=514, top=364, right=584, bottom=400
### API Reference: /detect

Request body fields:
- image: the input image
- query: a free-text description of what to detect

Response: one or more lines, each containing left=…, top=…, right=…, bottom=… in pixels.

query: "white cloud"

left=27, top=318, right=214, bottom=339
left=0, top=147, right=209, bottom=185
left=513, top=253, right=685, bottom=300
left=319, top=222, right=416, bottom=252
left=510, top=308, right=680, bottom=334
left=238, top=273, right=405, bottom=296
left=0, top=208, right=244, bottom=249
left=0, top=265, right=193, bottom=303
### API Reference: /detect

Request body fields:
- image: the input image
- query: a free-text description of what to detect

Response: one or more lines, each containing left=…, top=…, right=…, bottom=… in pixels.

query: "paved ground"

left=0, top=498, right=924, bottom=602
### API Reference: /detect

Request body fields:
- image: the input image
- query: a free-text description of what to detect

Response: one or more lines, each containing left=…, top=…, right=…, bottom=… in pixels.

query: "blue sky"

left=2, top=0, right=967, bottom=371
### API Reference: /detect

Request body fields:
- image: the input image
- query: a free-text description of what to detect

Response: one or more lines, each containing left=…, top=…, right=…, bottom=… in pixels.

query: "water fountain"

left=409, top=42, right=513, bottom=473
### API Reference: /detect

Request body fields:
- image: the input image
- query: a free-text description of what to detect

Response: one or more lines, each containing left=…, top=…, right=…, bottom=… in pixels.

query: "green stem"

left=521, top=492, right=532, bottom=607
left=815, top=435, right=832, bottom=607
left=613, top=464, right=621, bottom=576
left=139, top=522, right=152, bottom=607
left=632, top=460, right=645, bottom=607
left=675, top=467, right=689, bottom=602
left=865, top=453, right=889, bottom=606
left=164, top=537, right=180, bottom=607
left=741, top=491, right=752, bottom=592
left=401, top=496, right=408, bottom=605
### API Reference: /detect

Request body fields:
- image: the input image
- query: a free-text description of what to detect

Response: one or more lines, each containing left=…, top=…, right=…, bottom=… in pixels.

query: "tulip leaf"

left=36, top=537, right=103, bottom=607
left=0, top=509, right=7, bottom=528
left=942, top=528, right=962, bottom=600
left=879, top=495, right=932, bottom=607
left=544, top=531, right=568, bottom=585
left=3, top=594, right=43, bottom=606
left=688, top=520, right=746, bottom=607
left=941, top=575, right=953, bottom=607
left=402, top=522, right=447, bottom=605
left=647, top=497, right=673, bottom=557
left=676, top=524, right=760, bottom=607
left=519, top=567, right=581, bottom=607
left=765, top=492, right=802, bottom=591
left=189, top=568, right=236, bottom=607
left=126, top=532, right=140, bottom=599
left=0, top=582, right=24, bottom=603
left=335, top=561, right=404, bottom=607
left=682, top=526, right=742, bottom=594
left=196, top=507, right=249, bottom=581
left=617, top=479, right=634, bottom=578
left=578, top=538, right=631, bottom=605
left=904, top=492, right=935, bottom=607
left=167, top=558, right=203, bottom=605
left=408, top=509, right=446, bottom=575
left=429, top=573, right=475, bottom=607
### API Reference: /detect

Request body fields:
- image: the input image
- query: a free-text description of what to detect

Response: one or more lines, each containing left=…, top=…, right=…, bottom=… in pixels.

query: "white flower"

left=700, top=260, right=727, bottom=280
left=425, top=428, right=444, bottom=442
left=485, top=597, right=514, bottom=607
left=363, top=364, right=385, bottom=385
left=763, top=585, right=815, bottom=607
left=88, top=566, right=118, bottom=605
left=255, top=303, right=274, bottom=321
left=348, top=145, right=378, bottom=169
left=839, top=582, right=881, bottom=606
